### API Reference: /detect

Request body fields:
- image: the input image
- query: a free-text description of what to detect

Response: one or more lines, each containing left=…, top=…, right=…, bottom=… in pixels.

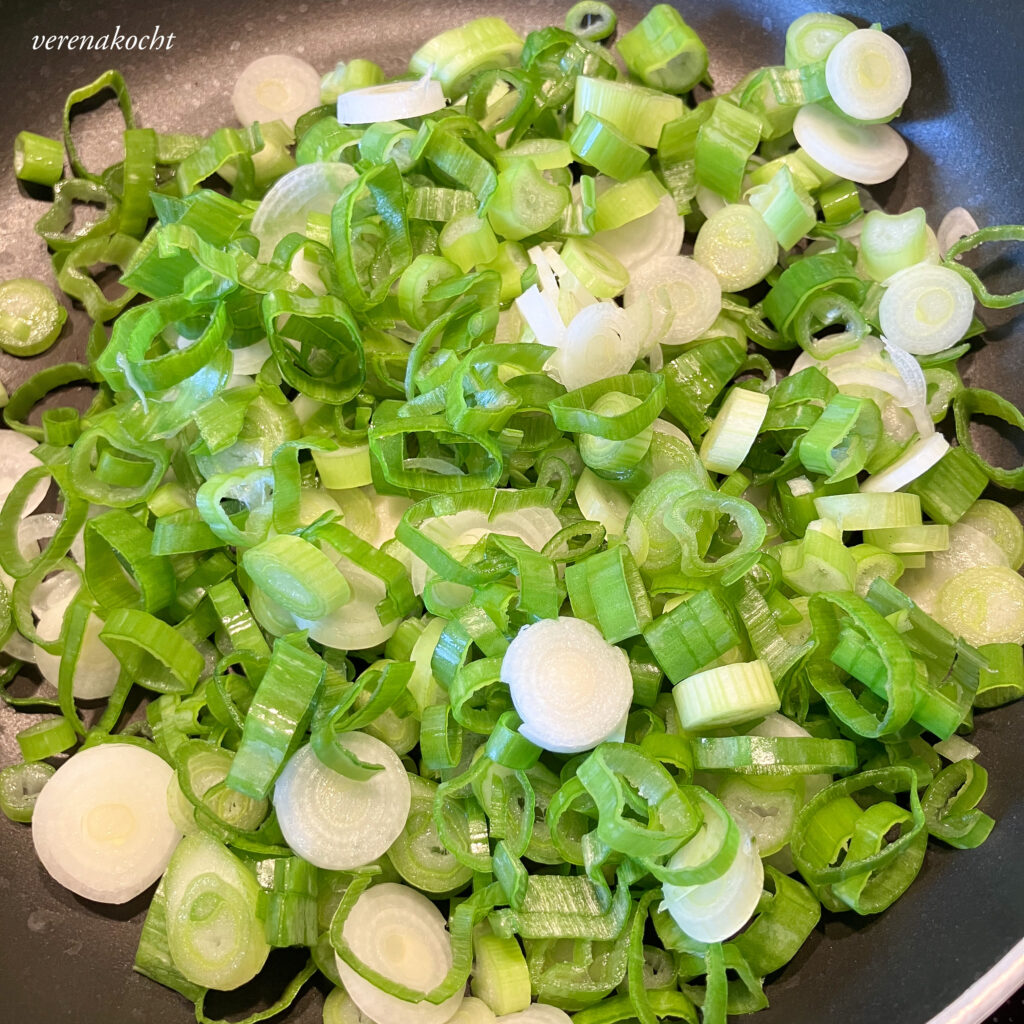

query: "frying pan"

left=0, top=1, right=1022, bottom=1022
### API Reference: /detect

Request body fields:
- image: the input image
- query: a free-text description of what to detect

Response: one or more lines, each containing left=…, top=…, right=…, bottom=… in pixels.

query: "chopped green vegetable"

left=0, top=6, right=1022, bottom=1024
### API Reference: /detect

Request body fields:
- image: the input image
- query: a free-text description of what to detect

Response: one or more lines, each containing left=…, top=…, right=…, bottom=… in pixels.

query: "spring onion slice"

left=13, top=130, right=64, bottom=186
left=661, top=792, right=764, bottom=942
left=617, top=4, right=708, bottom=94
left=785, top=12, right=857, bottom=68
left=859, top=208, right=930, bottom=283
left=935, top=206, right=979, bottom=258
left=573, top=75, right=683, bottom=149
left=952, top=388, right=1024, bottom=490
left=960, top=499, right=1024, bottom=570
left=333, top=881, right=466, bottom=1024
left=0, top=761, right=54, bottom=823
left=274, top=734, right=410, bottom=870
left=814, top=491, right=921, bottom=532
left=625, top=255, right=722, bottom=348
left=861, top=433, right=949, bottom=493
left=700, top=387, right=771, bottom=475
left=233, top=55, right=322, bottom=130
left=500, top=616, right=633, bottom=754
left=225, top=640, right=325, bottom=799
left=0, top=278, right=67, bottom=356
left=0, top=430, right=48, bottom=514
left=693, top=204, right=779, bottom=292
left=935, top=567, right=1024, bottom=646
left=164, top=831, right=271, bottom=989
left=410, top=17, right=523, bottom=99
left=825, top=28, right=911, bottom=122
left=594, top=195, right=686, bottom=275
left=242, top=534, right=351, bottom=620
left=879, top=264, right=975, bottom=355
left=673, top=660, right=781, bottom=731
left=338, top=75, right=446, bottom=124
left=793, top=103, right=908, bottom=184
left=470, top=931, right=531, bottom=1014
left=551, top=302, right=639, bottom=391
left=250, top=162, right=358, bottom=258
left=31, top=743, right=181, bottom=904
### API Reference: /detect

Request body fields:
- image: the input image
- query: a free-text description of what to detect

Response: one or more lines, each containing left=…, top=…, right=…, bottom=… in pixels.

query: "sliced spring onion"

left=409, top=17, right=523, bottom=99
left=0, top=761, right=54, bottom=823
left=232, top=55, right=322, bottom=129
left=500, top=616, right=633, bottom=753
left=31, top=743, right=180, bottom=903
left=334, top=881, right=466, bottom=1024
left=937, top=206, right=980, bottom=257
left=673, top=659, right=781, bottom=731
left=825, top=28, right=911, bottom=122
left=274, top=735, right=411, bottom=870
left=879, top=264, right=975, bottom=355
left=661, top=796, right=764, bottom=942
left=747, top=165, right=817, bottom=250
left=13, top=130, right=64, bottom=186
left=243, top=534, right=351, bottom=620
left=569, top=113, right=650, bottom=182
left=338, top=76, right=446, bottom=124
left=0, top=430, right=48, bottom=515
left=935, top=567, right=1024, bottom=646
left=575, top=468, right=632, bottom=537
left=793, top=103, right=908, bottom=184
left=574, top=75, right=683, bottom=150
left=594, top=194, right=686, bottom=274
left=814, top=491, right=921, bottom=531
left=693, top=204, right=778, bottom=292
left=624, top=254, right=722, bottom=349
left=250, top=161, right=358, bottom=257
left=785, top=12, right=857, bottom=68
left=960, top=500, right=1024, bottom=570
left=858, top=208, right=930, bottom=282
left=860, top=433, right=950, bottom=493
left=616, top=4, right=708, bottom=93
left=550, top=302, right=638, bottom=391
left=164, top=831, right=270, bottom=989
left=700, top=387, right=771, bottom=475
left=471, top=931, right=531, bottom=1014
left=0, top=278, right=67, bottom=356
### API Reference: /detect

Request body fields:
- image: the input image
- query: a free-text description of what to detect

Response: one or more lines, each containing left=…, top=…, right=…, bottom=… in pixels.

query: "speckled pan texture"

left=0, top=1, right=1022, bottom=1023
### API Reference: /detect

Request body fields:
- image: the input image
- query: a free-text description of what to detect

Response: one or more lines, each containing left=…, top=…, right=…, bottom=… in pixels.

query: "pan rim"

left=929, top=937, right=1024, bottom=1024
